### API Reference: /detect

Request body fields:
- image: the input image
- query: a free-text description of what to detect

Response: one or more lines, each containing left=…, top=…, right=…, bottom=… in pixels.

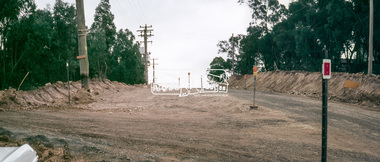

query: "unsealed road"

left=230, top=89, right=380, bottom=141
left=0, top=88, right=379, bottom=161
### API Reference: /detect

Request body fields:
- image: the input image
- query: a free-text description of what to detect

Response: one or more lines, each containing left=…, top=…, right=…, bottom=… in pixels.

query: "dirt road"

left=0, top=87, right=379, bottom=161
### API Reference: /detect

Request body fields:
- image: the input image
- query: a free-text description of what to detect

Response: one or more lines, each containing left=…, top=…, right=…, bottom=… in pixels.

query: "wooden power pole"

left=76, top=0, right=89, bottom=89
left=137, top=24, right=154, bottom=84
left=152, top=58, right=158, bottom=83
left=231, top=33, right=235, bottom=75
left=368, top=0, right=373, bottom=76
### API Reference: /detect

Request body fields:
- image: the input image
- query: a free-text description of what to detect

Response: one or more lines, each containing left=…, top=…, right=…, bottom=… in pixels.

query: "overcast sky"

left=35, top=0, right=289, bottom=87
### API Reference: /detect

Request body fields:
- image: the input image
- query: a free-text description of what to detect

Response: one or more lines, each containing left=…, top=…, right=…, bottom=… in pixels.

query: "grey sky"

left=35, top=0, right=289, bottom=87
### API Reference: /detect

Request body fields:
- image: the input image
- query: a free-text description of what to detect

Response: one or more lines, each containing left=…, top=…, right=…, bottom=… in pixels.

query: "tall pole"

left=253, top=76, right=256, bottom=106
left=201, top=75, right=203, bottom=91
left=188, top=72, right=190, bottom=90
left=231, top=33, right=235, bottom=75
left=152, top=58, right=158, bottom=83
left=153, top=58, right=155, bottom=83
left=368, top=0, right=373, bottom=76
left=76, top=0, right=89, bottom=89
left=144, top=28, right=148, bottom=83
left=321, top=50, right=329, bottom=162
left=138, top=25, right=154, bottom=84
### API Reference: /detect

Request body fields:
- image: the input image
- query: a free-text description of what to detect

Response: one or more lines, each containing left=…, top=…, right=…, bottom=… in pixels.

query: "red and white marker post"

left=321, top=59, right=331, bottom=162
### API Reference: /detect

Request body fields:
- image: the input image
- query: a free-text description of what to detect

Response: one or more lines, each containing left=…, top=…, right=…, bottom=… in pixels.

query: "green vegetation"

left=208, top=57, right=231, bottom=82
left=214, top=0, right=379, bottom=75
left=0, top=0, right=145, bottom=90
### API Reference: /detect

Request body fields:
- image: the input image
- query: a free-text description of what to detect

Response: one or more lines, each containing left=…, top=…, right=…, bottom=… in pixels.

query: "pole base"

left=250, top=106, right=258, bottom=110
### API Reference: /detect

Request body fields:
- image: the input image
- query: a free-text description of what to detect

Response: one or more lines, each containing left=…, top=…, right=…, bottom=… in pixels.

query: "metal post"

left=66, top=61, right=70, bottom=107
left=322, top=78, right=328, bottom=161
left=253, top=76, right=256, bottom=106
left=201, top=75, right=203, bottom=91
left=250, top=76, right=258, bottom=109
left=188, top=73, right=190, bottom=90
left=321, top=50, right=328, bottom=162
left=245, top=77, right=247, bottom=90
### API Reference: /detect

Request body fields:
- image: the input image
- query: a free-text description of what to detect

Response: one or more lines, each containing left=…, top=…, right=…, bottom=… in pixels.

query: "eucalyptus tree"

left=88, top=0, right=116, bottom=79
left=52, top=0, right=78, bottom=82
left=108, top=29, right=145, bottom=84
left=217, top=34, right=243, bottom=75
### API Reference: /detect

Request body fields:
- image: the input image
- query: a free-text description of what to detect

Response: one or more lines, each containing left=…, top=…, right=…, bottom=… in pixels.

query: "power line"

left=135, top=0, right=148, bottom=22
left=124, top=0, right=142, bottom=24
left=130, top=0, right=145, bottom=23
left=109, top=1, right=129, bottom=23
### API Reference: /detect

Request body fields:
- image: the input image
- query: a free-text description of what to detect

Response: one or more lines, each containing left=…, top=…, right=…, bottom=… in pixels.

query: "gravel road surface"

left=0, top=88, right=378, bottom=161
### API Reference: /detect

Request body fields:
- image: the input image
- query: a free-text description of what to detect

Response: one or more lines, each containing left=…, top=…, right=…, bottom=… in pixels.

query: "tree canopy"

left=0, top=0, right=145, bottom=90
left=213, top=0, right=379, bottom=75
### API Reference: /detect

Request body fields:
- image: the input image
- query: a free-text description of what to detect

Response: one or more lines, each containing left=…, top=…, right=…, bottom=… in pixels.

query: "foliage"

left=0, top=0, right=145, bottom=90
left=88, top=0, right=144, bottom=84
left=214, top=0, right=379, bottom=75
left=216, top=34, right=243, bottom=74
left=208, top=57, right=229, bottom=82
left=107, top=29, right=145, bottom=84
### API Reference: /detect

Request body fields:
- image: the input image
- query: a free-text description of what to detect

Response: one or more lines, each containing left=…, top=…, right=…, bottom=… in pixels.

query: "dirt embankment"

left=0, top=79, right=137, bottom=110
left=228, top=71, right=380, bottom=109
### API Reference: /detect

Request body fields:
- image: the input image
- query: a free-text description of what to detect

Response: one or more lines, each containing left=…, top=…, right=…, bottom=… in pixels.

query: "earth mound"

left=0, top=79, right=135, bottom=110
left=229, top=71, right=380, bottom=109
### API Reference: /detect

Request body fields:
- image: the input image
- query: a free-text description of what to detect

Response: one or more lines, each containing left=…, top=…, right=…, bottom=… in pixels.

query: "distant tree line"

left=213, top=0, right=379, bottom=75
left=0, top=0, right=145, bottom=90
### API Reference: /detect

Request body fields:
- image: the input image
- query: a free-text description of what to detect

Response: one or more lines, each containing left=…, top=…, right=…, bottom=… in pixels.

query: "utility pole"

left=201, top=75, right=203, bottom=91
left=76, top=0, right=89, bottom=89
left=137, top=24, right=154, bottom=84
left=188, top=72, right=191, bottom=90
left=368, top=0, right=373, bottom=76
left=231, top=33, right=235, bottom=75
left=152, top=58, right=158, bottom=83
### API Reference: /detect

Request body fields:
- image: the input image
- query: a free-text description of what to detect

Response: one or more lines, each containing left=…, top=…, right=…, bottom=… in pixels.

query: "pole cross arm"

left=76, top=55, right=87, bottom=59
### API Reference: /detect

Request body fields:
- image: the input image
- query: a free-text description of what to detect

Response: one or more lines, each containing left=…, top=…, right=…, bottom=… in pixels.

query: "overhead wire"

left=131, top=0, right=147, bottom=23
left=136, top=0, right=148, bottom=22
left=109, top=1, right=129, bottom=23
left=111, top=0, right=140, bottom=29
left=123, top=0, right=143, bottom=24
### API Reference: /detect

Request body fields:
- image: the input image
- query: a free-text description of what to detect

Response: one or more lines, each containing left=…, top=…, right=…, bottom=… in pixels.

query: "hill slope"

left=228, top=71, right=380, bottom=109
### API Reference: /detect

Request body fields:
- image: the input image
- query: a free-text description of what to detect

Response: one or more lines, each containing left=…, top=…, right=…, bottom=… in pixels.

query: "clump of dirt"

left=0, top=79, right=136, bottom=110
left=72, top=89, right=95, bottom=104
left=0, top=127, right=71, bottom=161
left=229, top=71, right=380, bottom=109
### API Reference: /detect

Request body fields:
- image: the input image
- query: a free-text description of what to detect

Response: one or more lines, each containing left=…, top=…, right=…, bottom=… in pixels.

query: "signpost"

left=321, top=59, right=331, bottom=162
left=66, top=61, right=70, bottom=107
left=244, top=75, right=247, bottom=90
left=188, top=72, right=190, bottom=90
left=250, top=66, right=258, bottom=109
